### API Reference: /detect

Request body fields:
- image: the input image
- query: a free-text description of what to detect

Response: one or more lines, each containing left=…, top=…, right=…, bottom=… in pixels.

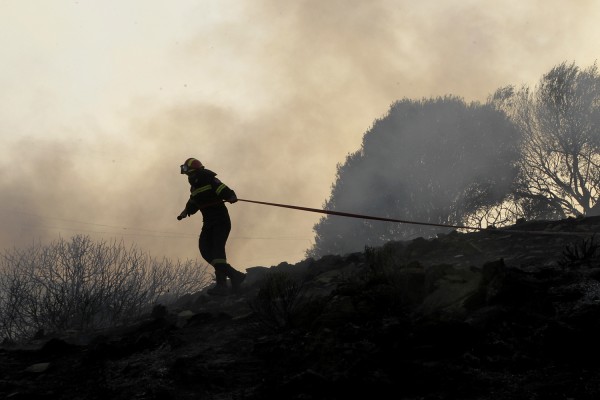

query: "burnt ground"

left=3, top=216, right=600, bottom=399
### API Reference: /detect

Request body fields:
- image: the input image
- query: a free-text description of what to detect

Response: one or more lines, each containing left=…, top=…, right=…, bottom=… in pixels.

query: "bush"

left=0, top=235, right=211, bottom=342
left=559, top=234, right=600, bottom=268
left=249, top=271, right=313, bottom=332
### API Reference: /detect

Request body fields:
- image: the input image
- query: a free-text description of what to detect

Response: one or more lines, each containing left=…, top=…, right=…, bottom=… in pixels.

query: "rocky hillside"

left=2, top=216, right=600, bottom=399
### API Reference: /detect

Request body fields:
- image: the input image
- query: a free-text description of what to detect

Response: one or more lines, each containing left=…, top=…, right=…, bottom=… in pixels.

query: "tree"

left=307, top=96, right=521, bottom=259
left=491, top=61, right=600, bottom=217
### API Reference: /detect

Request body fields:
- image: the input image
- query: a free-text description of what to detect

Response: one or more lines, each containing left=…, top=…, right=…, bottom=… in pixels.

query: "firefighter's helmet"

left=180, top=158, right=203, bottom=174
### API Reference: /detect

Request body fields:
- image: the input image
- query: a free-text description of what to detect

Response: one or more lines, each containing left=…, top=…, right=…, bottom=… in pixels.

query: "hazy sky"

left=1, top=0, right=599, bottom=269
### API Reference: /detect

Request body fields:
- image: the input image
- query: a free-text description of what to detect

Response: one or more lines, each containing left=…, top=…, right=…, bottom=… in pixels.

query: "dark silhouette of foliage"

left=308, top=96, right=521, bottom=259
left=248, top=271, right=311, bottom=332
left=559, top=234, right=599, bottom=268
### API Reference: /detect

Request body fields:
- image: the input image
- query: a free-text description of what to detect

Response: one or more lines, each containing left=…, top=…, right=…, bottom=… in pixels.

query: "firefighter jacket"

left=183, top=168, right=236, bottom=224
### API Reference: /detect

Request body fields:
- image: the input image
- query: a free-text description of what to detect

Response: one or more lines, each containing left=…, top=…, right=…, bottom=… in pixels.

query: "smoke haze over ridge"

left=1, top=0, right=599, bottom=268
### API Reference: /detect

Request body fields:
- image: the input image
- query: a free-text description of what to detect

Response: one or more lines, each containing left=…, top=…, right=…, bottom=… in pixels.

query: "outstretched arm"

left=177, top=209, right=188, bottom=220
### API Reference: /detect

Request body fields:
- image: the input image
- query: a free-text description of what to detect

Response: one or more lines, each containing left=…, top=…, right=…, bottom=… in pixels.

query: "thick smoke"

left=1, top=1, right=599, bottom=267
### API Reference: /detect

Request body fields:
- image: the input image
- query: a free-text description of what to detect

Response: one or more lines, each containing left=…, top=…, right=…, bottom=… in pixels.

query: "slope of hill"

left=2, top=216, right=600, bottom=399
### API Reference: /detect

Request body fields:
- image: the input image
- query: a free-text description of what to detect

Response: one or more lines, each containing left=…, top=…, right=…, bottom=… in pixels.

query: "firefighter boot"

left=224, top=264, right=246, bottom=293
left=207, top=264, right=229, bottom=296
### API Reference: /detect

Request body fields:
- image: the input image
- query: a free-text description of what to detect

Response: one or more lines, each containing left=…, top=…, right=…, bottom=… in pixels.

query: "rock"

left=25, top=362, right=50, bottom=373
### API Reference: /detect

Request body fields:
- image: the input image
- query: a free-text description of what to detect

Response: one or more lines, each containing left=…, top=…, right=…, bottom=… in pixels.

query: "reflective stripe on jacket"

left=184, top=168, right=236, bottom=223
